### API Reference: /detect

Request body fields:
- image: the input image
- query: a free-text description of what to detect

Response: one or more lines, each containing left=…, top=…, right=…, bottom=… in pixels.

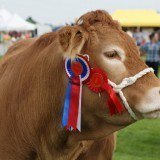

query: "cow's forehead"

left=87, top=25, right=133, bottom=49
left=96, top=26, right=138, bottom=56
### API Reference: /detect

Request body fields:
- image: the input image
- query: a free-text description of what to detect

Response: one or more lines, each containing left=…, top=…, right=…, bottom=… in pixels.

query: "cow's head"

left=58, top=10, right=160, bottom=139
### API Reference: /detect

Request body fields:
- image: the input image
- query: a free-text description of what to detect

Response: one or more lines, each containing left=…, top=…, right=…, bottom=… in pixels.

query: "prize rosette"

left=87, top=68, right=108, bottom=93
left=87, top=68, right=124, bottom=115
left=65, top=55, right=90, bottom=82
left=62, top=55, right=90, bottom=131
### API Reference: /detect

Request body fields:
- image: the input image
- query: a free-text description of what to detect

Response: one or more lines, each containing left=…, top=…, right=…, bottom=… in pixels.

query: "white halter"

left=108, top=68, right=154, bottom=120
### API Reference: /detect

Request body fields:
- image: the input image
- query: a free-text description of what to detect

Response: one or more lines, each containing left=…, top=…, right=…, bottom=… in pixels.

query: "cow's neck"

left=35, top=109, right=128, bottom=160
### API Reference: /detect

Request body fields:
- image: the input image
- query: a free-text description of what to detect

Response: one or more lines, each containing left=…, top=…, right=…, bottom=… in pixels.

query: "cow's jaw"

left=143, top=110, right=160, bottom=119
left=135, top=87, right=160, bottom=119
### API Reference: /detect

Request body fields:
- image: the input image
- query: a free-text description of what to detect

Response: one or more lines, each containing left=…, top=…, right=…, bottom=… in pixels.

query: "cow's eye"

left=104, top=50, right=118, bottom=58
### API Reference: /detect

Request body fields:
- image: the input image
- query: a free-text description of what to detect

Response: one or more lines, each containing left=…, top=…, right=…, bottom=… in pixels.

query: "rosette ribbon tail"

left=103, top=82, right=124, bottom=115
left=62, top=76, right=82, bottom=131
left=62, top=81, right=72, bottom=128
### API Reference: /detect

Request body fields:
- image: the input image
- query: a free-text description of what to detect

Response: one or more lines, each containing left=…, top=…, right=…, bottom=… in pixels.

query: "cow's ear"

left=58, top=26, right=87, bottom=59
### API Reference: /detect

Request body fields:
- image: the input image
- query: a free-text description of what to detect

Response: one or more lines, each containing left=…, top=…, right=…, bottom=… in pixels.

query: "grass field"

left=113, top=60, right=160, bottom=160
left=114, top=119, right=160, bottom=160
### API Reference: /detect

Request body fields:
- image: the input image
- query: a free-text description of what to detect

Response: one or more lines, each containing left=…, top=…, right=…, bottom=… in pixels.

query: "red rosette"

left=87, top=68, right=108, bottom=93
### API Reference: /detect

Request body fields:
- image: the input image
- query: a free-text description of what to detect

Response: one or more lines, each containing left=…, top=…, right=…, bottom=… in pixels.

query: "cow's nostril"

left=159, top=90, right=160, bottom=95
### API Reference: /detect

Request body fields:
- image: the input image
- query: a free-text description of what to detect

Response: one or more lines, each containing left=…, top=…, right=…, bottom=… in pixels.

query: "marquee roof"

left=112, top=10, right=160, bottom=27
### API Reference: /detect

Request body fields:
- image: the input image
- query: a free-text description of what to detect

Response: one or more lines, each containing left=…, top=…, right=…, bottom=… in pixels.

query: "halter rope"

left=108, top=68, right=154, bottom=120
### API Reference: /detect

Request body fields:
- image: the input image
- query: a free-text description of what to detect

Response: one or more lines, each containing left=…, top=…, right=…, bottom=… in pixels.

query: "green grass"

left=114, top=119, right=160, bottom=160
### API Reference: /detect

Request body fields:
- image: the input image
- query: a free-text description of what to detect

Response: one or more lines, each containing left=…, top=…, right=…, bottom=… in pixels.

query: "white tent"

left=1, top=14, right=36, bottom=31
left=0, top=8, right=12, bottom=29
left=0, top=7, right=36, bottom=31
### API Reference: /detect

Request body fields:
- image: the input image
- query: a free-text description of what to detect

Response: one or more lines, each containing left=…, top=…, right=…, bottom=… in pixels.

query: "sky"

left=0, top=0, right=160, bottom=25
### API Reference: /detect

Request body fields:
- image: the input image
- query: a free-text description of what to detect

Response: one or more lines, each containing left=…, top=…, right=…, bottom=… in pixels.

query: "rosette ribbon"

left=87, top=68, right=124, bottom=115
left=62, top=55, right=90, bottom=131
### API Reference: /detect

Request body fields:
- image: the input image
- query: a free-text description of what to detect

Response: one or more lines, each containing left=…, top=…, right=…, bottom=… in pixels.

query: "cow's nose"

left=135, top=87, right=160, bottom=116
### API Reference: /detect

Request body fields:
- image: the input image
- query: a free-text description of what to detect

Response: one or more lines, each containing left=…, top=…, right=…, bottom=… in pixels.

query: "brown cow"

left=0, top=10, right=160, bottom=160
left=4, top=35, right=116, bottom=160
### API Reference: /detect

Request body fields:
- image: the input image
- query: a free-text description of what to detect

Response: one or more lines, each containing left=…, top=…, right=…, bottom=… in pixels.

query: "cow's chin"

left=142, top=109, right=160, bottom=119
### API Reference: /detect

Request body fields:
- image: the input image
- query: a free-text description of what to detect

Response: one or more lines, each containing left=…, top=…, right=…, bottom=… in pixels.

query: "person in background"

left=133, top=28, right=144, bottom=46
left=157, top=30, right=160, bottom=47
left=141, top=32, right=160, bottom=77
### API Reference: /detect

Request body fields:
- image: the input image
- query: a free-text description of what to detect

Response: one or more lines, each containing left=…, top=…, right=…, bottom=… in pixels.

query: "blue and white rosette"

left=62, top=55, right=90, bottom=131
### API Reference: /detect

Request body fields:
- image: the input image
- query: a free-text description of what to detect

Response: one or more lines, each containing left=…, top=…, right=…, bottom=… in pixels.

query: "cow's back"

left=4, top=38, right=37, bottom=57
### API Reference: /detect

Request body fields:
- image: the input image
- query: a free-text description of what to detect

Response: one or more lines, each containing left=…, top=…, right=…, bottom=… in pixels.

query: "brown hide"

left=2, top=37, right=116, bottom=160
left=0, top=32, right=65, bottom=160
left=77, top=134, right=116, bottom=160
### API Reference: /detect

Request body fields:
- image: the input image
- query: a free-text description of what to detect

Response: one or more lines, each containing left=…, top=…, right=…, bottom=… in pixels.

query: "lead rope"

left=108, top=68, right=154, bottom=120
